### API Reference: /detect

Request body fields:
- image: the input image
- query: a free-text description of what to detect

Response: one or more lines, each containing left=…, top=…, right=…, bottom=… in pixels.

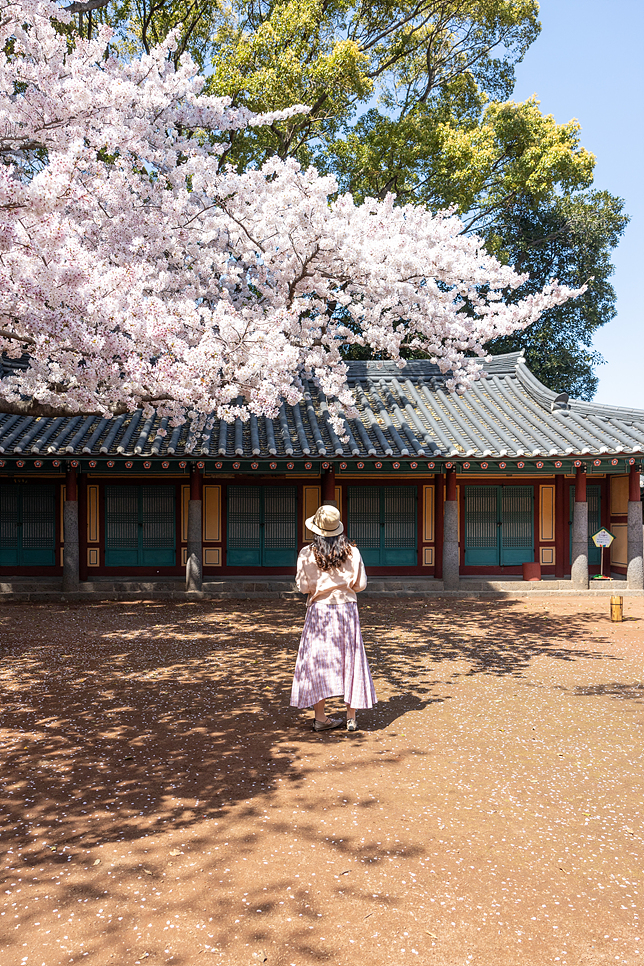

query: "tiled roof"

left=1, top=352, right=644, bottom=460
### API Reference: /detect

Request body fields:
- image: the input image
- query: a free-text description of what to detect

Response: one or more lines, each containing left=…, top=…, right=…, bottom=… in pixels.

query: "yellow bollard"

left=610, top=595, right=623, bottom=622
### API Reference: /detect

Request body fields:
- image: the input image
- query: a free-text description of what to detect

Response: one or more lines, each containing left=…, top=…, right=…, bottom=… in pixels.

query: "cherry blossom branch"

left=0, top=328, right=36, bottom=346
left=0, top=0, right=584, bottom=437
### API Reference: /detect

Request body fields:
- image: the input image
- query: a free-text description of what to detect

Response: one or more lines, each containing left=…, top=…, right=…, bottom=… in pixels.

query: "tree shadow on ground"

left=356, top=596, right=620, bottom=730
left=0, top=597, right=628, bottom=963
left=0, top=601, right=315, bottom=853
left=572, top=681, right=644, bottom=703
left=0, top=597, right=620, bottom=837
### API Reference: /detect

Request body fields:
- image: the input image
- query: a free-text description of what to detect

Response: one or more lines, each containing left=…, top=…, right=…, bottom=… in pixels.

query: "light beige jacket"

left=295, top=544, right=367, bottom=606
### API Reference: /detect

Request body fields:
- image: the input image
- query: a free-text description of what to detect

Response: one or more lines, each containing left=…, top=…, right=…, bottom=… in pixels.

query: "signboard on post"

left=592, top=528, right=614, bottom=548
left=591, top=528, right=615, bottom=580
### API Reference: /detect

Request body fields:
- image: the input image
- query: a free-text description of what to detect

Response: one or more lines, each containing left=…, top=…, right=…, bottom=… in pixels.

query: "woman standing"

left=290, top=505, right=376, bottom=732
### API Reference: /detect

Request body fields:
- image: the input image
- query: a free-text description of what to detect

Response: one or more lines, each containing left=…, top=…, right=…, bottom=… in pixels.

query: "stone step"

left=0, top=575, right=637, bottom=600
left=457, top=578, right=627, bottom=592
left=0, top=580, right=62, bottom=593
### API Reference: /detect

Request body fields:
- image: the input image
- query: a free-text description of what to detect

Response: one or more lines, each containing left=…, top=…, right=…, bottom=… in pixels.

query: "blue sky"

left=512, top=0, right=643, bottom=408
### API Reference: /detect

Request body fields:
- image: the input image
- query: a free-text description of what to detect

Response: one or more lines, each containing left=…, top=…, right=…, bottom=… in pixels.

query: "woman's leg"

left=346, top=704, right=356, bottom=721
left=314, top=698, right=326, bottom=721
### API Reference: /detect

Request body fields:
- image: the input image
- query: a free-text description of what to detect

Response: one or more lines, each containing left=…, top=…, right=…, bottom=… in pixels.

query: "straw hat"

left=306, top=505, right=344, bottom=538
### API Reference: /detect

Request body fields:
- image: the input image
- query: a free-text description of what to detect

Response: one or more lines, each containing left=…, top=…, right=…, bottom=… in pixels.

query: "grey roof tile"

left=1, top=352, right=643, bottom=460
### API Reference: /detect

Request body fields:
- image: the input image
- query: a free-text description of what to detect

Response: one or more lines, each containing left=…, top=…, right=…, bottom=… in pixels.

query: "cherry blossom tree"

left=0, top=0, right=583, bottom=434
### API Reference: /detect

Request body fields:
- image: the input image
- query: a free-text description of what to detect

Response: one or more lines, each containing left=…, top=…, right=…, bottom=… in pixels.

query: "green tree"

left=86, top=0, right=541, bottom=163
left=71, top=0, right=227, bottom=69
left=335, top=96, right=625, bottom=398
left=486, top=190, right=628, bottom=399
left=208, top=0, right=541, bottom=168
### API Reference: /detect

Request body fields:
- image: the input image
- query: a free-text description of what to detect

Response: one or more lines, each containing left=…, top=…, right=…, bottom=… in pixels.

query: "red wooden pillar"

left=63, top=465, right=79, bottom=592
left=575, top=465, right=587, bottom=503
left=554, top=473, right=565, bottom=578
left=78, top=473, right=88, bottom=583
left=66, top=465, right=77, bottom=502
left=443, top=467, right=459, bottom=588
left=446, top=467, right=457, bottom=502
left=434, top=473, right=444, bottom=579
left=190, top=465, right=202, bottom=501
left=187, top=466, right=203, bottom=591
left=629, top=464, right=640, bottom=503
left=321, top=465, right=337, bottom=506
left=571, top=465, right=588, bottom=588
left=628, top=464, right=643, bottom=589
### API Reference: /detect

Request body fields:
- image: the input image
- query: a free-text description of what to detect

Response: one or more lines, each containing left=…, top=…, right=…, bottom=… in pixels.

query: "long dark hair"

left=312, top=533, right=354, bottom=571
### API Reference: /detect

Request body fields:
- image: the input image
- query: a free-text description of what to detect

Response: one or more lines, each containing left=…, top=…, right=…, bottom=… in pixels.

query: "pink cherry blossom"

left=0, top=1, right=584, bottom=436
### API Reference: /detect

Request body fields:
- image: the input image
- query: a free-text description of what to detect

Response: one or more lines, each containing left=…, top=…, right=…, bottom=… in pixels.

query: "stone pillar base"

left=443, top=500, right=459, bottom=589
left=571, top=501, right=589, bottom=589
left=186, top=499, right=203, bottom=592
left=627, top=500, right=643, bottom=590
left=62, top=501, right=79, bottom=593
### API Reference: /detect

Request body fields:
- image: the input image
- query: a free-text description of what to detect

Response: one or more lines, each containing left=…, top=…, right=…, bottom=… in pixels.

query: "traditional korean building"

left=0, top=352, right=642, bottom=593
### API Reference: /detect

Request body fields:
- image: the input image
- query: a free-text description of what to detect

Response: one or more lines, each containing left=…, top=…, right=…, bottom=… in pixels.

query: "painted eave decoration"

left=1, top=352, right=644, bottom=472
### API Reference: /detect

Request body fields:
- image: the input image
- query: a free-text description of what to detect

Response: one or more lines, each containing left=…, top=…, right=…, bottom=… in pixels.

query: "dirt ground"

left=1, top=595, right=643, bottom=966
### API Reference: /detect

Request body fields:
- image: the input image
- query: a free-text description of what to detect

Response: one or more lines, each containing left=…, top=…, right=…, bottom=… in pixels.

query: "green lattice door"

left=0, top=484, right=56, bottom=566
left=569, top=485, right=601, bottom=567
left=464, top=486, right=534, bottom=566
left=347, top=486, right=417, bottom=566
left=501, top=486, right=534, bottom=565
left=105, top=486, right=176, bottom=566
left=227, top=486, right=297, bottom=567
left=464, top=487, right=498, bottom=566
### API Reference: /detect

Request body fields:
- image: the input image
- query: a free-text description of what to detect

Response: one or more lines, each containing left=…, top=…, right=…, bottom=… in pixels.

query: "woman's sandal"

left=313, top=716, right=343, bottom=732
left=347, top=718, right=358, bottom=732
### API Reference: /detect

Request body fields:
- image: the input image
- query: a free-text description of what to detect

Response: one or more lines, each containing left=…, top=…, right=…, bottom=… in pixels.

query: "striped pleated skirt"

left=290, top=601, right=377, bottom=710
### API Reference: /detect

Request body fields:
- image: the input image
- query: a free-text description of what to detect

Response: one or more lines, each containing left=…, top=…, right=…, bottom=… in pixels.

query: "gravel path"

left=1, top=596, right=643, bottom=966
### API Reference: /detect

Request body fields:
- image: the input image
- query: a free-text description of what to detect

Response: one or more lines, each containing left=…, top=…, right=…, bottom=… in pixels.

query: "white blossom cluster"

left=0, top=0, right=584, bottom=434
